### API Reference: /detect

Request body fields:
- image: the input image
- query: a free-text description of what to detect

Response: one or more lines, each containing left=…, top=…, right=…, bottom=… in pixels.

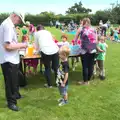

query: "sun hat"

left=25, top=21, right=30, bottom=26
left=13, top=12, right=25, bottom=24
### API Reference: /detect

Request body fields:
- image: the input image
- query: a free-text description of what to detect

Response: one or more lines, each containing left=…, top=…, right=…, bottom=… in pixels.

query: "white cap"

left=25, top=21, right=30, bottom=26
left=13, top=12, right=25, bottom=24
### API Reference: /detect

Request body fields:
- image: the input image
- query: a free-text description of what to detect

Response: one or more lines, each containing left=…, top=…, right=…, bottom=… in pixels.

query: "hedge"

left=0, top=12, right=115, bottom=26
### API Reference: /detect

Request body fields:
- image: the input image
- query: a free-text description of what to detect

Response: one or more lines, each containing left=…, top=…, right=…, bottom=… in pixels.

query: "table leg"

left=23, top=60, right=27, bottom=84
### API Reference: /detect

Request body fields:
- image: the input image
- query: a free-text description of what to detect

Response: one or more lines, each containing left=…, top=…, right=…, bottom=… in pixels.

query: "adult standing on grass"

left=34, top=24, right=59, bottom=88
left=101, top=23, right=108, bottom=37
left=99, top=20, right=103, bottom=28
left=74, top=18, right=97, bottom=85
left=0, top=12, right=27, bottom=111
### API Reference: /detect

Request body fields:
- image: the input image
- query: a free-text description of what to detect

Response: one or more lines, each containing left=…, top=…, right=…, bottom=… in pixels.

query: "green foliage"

left=0, top=13, right=9, bottom=24
left=66, top=1, right=92, bottom=14
left=111, top=5, right=120, bottom=24
left=24, top=13, right=93, bottom=26
left=1, top=1, right=120, bottom=26
left=0, top=12, right=109, bottom=26
left=25, top=14, right=50, bottom=26
left=92, top=10, right=111, bottom=25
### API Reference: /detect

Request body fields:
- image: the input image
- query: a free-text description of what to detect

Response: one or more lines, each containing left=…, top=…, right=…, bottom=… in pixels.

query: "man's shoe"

left=8, top=104, right=20, bottom=111
left=16, top=95, right=24, bottom=100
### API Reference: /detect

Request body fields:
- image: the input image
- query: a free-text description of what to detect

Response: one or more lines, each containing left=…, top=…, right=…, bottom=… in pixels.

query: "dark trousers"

left=41, top=52, right=59, bottom=86
left=81, top=53, right=95, bottom=82
left=97, top=60, right=105, bottom=77
left=101, top=26, right=107, bottom=36
left=56, top=25, right=59, bottom=29
left=1, top=62, right=21, bottom=105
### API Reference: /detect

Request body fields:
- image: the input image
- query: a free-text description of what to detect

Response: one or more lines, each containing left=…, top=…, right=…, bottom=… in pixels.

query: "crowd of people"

left=0, top=12, right=109, bottom=111
left=50, top=20, right=79, bottom=33
left=98, top=20, right=120, bottom=42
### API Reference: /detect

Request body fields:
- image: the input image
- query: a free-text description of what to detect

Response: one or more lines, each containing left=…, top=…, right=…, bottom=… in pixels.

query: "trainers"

left=57, top=98, right=64, bottom=103
left=58, top=100, right=68, bottom=106
left=44, top=84, right=52, bottom=88
left=40, top=70, right=43, bottom=74
left=78, top=81, right=89, bottom=85
left=49, top=86, right=53, bottom=88
left=72, top=67, right=75, bottom=71
left=44, top=84, right=48, bottom=87
left=51, top=69, right=54, bottom=73
left=100, top=76, right=106, bottom=80
left=75, top=63, right=78, bottom=67
left=93, top=71, right=96, bottom=75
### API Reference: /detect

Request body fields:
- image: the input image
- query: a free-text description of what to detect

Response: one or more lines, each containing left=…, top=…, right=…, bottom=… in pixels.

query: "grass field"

left=0, top=27, right=120, bottom=120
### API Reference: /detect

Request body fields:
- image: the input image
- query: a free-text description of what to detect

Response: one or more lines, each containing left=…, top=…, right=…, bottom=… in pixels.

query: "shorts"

left=58, top=85, right=68, bottom=96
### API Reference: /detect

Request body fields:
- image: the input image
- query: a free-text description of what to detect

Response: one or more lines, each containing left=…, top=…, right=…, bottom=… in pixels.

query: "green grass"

left=0, top=27, right=120, bottom=120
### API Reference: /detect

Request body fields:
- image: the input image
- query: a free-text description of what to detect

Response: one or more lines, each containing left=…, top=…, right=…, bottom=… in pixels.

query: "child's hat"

left=25, top=21, right=30, bottom=26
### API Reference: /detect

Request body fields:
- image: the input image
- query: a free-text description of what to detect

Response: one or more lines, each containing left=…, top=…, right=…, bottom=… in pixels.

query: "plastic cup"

left=27, top=45, right=34, bottom=56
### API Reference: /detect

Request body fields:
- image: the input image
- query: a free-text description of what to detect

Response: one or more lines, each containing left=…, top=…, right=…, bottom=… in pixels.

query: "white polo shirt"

left=0, top=17, right=20, bottom=64
left=34, top=30, right=59, bottom=55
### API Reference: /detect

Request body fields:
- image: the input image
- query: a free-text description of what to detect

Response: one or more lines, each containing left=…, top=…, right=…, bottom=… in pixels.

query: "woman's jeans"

left=81, top=53, right=95, bottom=82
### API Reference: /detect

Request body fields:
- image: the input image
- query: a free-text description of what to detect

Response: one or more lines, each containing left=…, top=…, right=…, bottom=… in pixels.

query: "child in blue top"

left=113, top=28, right=119, bottom=41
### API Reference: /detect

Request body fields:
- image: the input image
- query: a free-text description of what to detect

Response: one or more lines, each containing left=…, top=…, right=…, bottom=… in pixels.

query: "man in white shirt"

left=99, top=20, right=103, bottom=27
left=101, top=23, right=108, bottom=36
left=0, top=12, right=27, bottom=111
left=35, top=25, right=59, bottom=88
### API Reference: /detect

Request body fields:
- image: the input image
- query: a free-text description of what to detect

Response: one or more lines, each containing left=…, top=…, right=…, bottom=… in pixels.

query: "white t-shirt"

left=103, top=24, right=108, bottom=28
left=99, top=22, right=103, bottom=27
left=57, top=41, right=70, bottom=46
left=34, top=30, right=59, bottom=55
left=0, top=17, right=20, bottom=64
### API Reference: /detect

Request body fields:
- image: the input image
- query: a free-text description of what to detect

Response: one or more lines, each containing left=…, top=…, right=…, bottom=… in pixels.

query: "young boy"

left=97, top=36, right=108, bottom=80
left=56, top=46, right=70, bottom=106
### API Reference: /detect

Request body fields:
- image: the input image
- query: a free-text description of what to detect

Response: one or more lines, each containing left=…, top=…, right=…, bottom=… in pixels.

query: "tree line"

left=0, top=1, right=120, bottom=26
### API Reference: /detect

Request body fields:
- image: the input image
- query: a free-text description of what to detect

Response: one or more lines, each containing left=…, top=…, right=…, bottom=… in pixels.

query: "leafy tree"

left=66, top=1, right=92, bottom=14
left=111, top=4, right=120, bottom=24
left=0, top=13, right=9, bottom=24
left=93, top=10, right=111, bottom=25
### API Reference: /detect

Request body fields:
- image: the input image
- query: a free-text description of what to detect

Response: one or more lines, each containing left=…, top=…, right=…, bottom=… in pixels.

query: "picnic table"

left=19, top=54, right=81, bottom=87
left=19, top=54, right=41, bottom=87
